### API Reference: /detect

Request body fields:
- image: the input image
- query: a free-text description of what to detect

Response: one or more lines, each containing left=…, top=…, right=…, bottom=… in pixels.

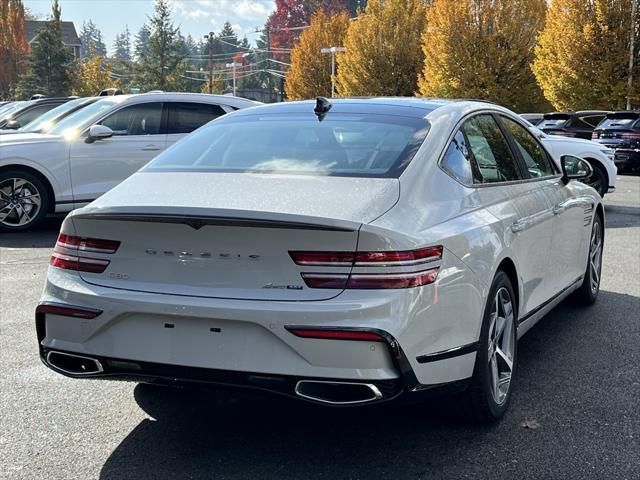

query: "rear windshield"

left=145, top=112, right=430, bottom=178
left=540, top=113, right=570, bottom=128
left=596, top=113, right=639, bottom=129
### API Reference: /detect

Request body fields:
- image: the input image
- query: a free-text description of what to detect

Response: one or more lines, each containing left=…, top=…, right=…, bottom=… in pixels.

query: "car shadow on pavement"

left=604, top=204, right=640, bottom=228
left=99, top=289, right=640, bottom=480
left=0, top=214, right=64, bottom=248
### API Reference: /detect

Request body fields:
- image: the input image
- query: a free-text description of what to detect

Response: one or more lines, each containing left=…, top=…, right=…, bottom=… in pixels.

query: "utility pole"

left=320, top=46, right=346, bottom=97
left=628, top=0, right=637, bottom=110
left=204, top=31, right=214, bottom=94
left=225, top=62, right=242, bottom=96
left=266, top=28, right=272, bottom=103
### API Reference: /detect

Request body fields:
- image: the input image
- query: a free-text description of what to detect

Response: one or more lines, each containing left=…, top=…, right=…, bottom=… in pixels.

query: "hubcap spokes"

left=0, top=177, right=41, bottom=226
left=487, top=287, right=515, bottom=405
left=589, top=222, right=602, bottom=294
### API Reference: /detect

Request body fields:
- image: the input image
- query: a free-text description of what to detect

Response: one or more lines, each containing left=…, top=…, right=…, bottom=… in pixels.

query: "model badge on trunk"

left=145, top=249, right=260, bottom=260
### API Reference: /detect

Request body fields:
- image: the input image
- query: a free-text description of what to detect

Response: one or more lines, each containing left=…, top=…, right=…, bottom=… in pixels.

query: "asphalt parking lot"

left=1, top=175, right=638, bottom=480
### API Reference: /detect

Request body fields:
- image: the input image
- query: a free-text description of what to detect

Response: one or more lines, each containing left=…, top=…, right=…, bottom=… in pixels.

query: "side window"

left=441, top=131, right=481, bottom=184
left=500, top=116, right=556, bottom=178
left=581, top=115, right=606, bottom=128
left=461, top=114, right=521, bottom=183
left=15, top=104, right=56, bottom=126
left=100, top=102, right=163, bottom=136
left=167, top=102, right=226, bottom=134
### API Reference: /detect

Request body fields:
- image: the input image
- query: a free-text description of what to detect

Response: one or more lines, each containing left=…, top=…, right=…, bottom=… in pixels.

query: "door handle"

left=553, top=204, right=566, bottom=215
left=141, top=145, right=161, bottom=151
left=511, top=220, right=526, bottom=233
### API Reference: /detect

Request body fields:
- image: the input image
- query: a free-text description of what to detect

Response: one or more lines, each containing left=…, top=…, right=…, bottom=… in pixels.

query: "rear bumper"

left=37, top=325, right=469, bottom=406
left=38, top=254, right=484, bottom=397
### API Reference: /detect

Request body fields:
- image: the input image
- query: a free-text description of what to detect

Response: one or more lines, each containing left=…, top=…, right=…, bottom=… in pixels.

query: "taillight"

left=591, top=131, right=600, bottom=139
left=290, top=246, right=442, bottom=267
left=50, top=234, right=120, bottom=273
left=57, top=233, right=120, bottom=253
left=621, top=132, right=640, bottom=141
left=36, top=302, right=102, bottom=319
left=291, top=246, right=442, bottom=289
left=285, top=327, right=385, bottom=342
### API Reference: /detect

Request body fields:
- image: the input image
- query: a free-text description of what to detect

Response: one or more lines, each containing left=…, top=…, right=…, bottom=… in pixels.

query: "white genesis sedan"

left=37, top=98, right=604, bottom=422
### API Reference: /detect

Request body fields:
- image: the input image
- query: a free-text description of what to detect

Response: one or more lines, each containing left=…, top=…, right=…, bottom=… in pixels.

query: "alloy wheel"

left=487, top=287, right=516, bottom=405
left=589, top=221, right=603, bottom=294
left=0, top=177, right=42, bottom=227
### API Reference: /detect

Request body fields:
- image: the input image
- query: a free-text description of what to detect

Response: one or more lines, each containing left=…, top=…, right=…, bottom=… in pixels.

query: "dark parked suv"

left=539, top=110, right=609, bottom=139
left=0, top=96, right=76, bottom=130
left=592, top=111, right=640, bottom=172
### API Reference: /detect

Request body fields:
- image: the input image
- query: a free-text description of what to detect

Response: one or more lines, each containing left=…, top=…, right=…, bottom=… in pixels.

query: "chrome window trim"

left=437, top=108, right=562, bottom=188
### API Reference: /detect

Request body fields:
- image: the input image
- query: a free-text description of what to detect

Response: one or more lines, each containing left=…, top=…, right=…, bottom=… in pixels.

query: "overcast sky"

left=24, top=0, right=276, bottom=50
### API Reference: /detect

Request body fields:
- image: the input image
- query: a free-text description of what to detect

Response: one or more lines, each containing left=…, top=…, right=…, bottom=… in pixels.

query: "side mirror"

left=561, top=155, right=593, bottom=183
left=85, top=124, right=113, bottom=143
left=5, top=120, right=21, bottom=130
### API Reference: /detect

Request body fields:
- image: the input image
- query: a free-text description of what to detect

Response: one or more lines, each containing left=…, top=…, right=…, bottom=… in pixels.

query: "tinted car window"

left=100, top=102, right=163, bottom=136
left=596, top=114, right=639, bottom=129
left=501, top=116, right=556, bottom=178
left=580, top=115, right=606, bottom=128
left=145, top=113, right=430, bottom=178
left=441, top=131, right=481, bottom=184
left=461, top=115, right=521, bottom=183
left=14, top=104, right=58, bottom=126
left=167, top=102, right=226, bottom=134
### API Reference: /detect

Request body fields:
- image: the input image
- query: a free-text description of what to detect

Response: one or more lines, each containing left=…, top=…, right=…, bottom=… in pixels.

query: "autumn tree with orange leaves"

left=418, top=0, right=549, bottom=112
left=0, top=0, right=28, bottom=98
left=285, top=10, right=350, bottom=99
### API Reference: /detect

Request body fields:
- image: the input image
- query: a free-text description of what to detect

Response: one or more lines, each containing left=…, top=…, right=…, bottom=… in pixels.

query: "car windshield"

left=0, top=101, right=30, bottom=121
left=145, top=112, right=430, bottom=178
left=597, top=114, right=639, bottom=129
left=20, top=98, right=90, bottom=133
left=48, top=98, right=119, bottom=136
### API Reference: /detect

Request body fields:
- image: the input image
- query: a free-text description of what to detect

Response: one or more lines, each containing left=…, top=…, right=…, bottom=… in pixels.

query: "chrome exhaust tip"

left=294, top=380, right=383, bottom=405
left=46, top=351, right=104, bottom=375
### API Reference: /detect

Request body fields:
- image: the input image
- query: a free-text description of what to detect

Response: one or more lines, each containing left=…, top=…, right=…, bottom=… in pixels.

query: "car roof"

left=229, top=97, right=474, bottom=119
left=112, top=92, right=261, bottom=109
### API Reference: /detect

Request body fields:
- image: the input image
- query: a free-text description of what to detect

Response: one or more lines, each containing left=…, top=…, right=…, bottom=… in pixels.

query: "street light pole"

left=204, top=31, right=214, bottom=94
left=225, top=62, right=242, bottom=96
left=320, top=46, right=346, bottom=97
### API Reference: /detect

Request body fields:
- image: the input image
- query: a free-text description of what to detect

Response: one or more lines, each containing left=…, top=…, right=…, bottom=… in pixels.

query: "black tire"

left=584, top=163, right=607, bottom=197
left=572, top=214, right=603, bottom=305
left=460, top=271, right=518, bottom=423
left=0, top=170, right=51, bottom=232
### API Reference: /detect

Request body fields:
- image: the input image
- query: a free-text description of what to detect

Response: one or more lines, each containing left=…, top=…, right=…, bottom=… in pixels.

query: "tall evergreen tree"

left=533, top=0, right=639, bottom=110
left=133, top=24, right=151, bottom=62
left=16, top=0, right=72, bottom=97
left=79, top=20, right=107, bottom=57
left=336, top=0, right=426, bottom=96
left=112, top=25, right=132, bottom=61
left=136, top=0, right=185, bottom=91
left=418, top=0, right=550, bottom=112
left=217, top=22, right=239, bottom=55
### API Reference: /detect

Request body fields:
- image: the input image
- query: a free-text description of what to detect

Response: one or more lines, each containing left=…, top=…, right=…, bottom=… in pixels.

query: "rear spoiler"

left=70, top=207, right=359, bottom=232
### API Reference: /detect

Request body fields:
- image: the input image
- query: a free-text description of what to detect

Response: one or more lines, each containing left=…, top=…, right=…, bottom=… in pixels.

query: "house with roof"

left=24, top=20, right=82, bottom=60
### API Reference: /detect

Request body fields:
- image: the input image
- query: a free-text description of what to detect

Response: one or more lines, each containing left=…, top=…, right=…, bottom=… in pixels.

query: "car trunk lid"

left=68, top=172, right=400, bottom=301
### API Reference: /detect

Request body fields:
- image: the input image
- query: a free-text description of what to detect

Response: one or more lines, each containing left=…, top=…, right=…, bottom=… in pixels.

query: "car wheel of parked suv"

left=583, top=163, right=606, bottom=197
left=461, top=271, right=518, bottom=423
left=0, top=170, right=50, bottom=232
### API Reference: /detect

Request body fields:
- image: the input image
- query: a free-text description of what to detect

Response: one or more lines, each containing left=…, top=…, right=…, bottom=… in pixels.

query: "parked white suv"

left=0, top=93, right=259, bottom=231
left=524, top=121, right=616, bottom=197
